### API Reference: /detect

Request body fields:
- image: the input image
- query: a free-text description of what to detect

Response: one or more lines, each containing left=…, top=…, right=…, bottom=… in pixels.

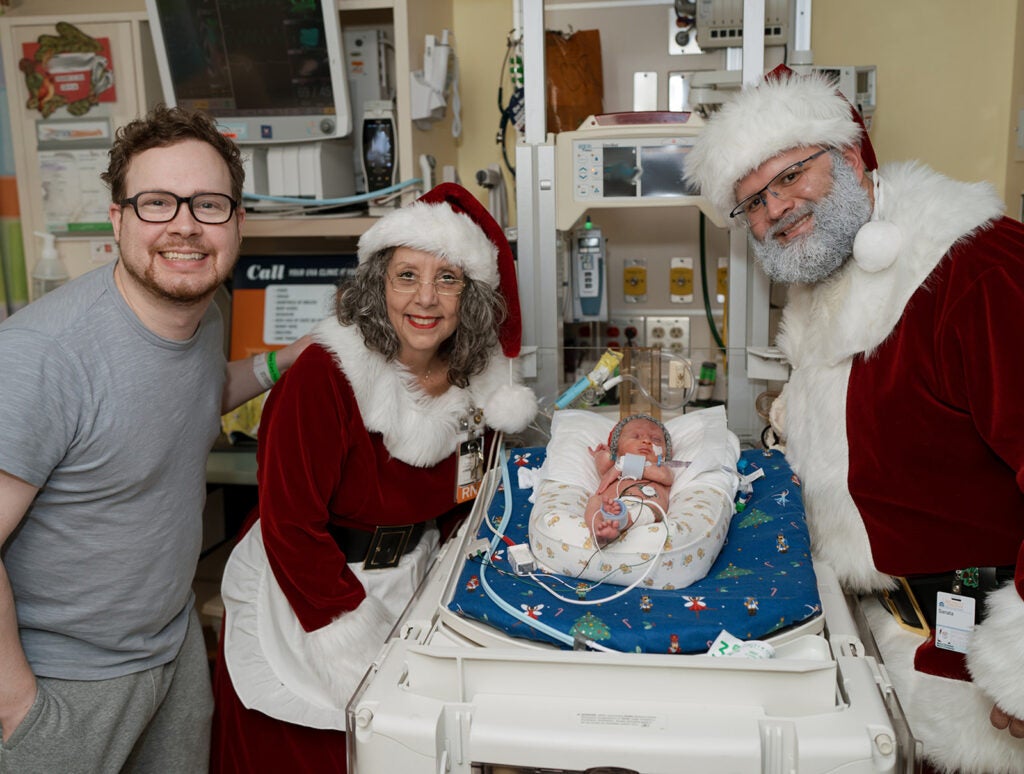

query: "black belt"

left=883, top=565, right=1015, bottom=633
left=328, top=522, right=426, bottom=570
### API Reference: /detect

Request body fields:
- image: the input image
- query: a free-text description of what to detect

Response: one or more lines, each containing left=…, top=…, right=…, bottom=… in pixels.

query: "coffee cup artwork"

left=20, top=22, right=117, bottom=118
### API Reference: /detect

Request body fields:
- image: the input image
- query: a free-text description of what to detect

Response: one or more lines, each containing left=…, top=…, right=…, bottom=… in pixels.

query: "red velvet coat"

left=211, top=316, right=535, bottom=773
left=776, top=161, right=1024, bottom=773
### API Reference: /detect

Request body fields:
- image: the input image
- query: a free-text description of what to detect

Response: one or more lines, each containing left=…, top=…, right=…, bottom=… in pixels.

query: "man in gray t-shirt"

left=0, top=106, right=307, bottom=773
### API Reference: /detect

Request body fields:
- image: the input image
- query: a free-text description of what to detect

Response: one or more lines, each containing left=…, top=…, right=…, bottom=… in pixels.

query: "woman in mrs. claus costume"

left=687, top=67, right=1024, bottom=773
left=210, top=183, right=537, bottom=772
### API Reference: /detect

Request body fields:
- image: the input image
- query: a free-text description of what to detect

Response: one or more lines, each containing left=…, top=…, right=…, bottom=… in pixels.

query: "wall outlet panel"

left=645, top=315, right=690, bottom=355
left=604, top=316, right=646, bottom=349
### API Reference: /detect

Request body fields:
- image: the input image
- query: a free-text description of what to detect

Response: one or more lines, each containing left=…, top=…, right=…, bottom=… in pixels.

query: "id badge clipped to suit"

left=455, top=407, right=485, bottom=504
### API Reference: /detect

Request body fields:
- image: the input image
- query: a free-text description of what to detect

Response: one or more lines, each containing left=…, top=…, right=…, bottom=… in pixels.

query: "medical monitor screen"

left=362, top=118, right=395, bottom=191
left=601, top=146, right=638, bottom=197
left=146, top=0, right=352, bottom=143
left=639, top=144, right=696, bottom=197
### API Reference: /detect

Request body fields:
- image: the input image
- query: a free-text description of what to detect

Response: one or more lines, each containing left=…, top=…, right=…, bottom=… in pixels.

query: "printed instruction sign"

left=230, top=254, right=357, bottom=360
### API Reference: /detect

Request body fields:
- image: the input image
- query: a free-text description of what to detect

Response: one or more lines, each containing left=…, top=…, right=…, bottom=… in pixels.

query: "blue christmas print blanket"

left=447, top=447, right=821, bottom=654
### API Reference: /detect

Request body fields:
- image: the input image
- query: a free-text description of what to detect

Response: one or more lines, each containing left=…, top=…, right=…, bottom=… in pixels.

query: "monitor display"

left=362, top=117, right=395, bottom=191
left=639, top=144, right=696, bottom=197
left=601, top=146, right=638, bottom=198
left=146, top=0, right=352, bottom=144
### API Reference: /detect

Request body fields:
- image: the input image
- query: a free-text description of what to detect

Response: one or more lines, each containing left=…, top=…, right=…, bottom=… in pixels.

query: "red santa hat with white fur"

left=357, top=182, right=537, bottom=433
left=685, top=64, right=899, bottom=273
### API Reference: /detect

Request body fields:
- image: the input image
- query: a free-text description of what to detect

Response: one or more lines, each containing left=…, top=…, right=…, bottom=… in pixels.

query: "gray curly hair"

left=334, top=246, right=507, bottom=388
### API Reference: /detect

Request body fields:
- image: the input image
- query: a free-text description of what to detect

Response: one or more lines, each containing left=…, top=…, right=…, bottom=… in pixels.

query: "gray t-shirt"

left=0, top=263, right=225, bottom=679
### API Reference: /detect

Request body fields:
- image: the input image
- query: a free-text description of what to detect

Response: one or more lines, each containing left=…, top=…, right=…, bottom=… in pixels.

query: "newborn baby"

left=584, top=414, right=675, bottom=546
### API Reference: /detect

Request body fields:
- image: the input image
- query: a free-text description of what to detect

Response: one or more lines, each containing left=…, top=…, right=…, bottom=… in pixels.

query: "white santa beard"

left=751, top=155, right=872, bottom=284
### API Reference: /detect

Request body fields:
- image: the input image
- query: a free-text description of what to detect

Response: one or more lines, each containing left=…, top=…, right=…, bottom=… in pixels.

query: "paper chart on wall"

left=38, top=148, right=111, bottom=233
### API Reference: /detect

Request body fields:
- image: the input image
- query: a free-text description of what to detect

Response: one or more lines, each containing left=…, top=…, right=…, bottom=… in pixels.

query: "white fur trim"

left=779, top=361, right=892, bottom=590
left=852, top=220, right=901, bottom=272
left=313, top=317, right=471, bottom=466
left=312, top=318, right=535, bottom=465
left=862, top=595, right=1024, bottom=773
left=469, top=351, right=538, bottom=433
left=968, top=584, right=1024, bottom=720
left=303, top=596, right=394, bottom=711
left=686, top=73, right=862, bottom=219
left=357, top=199, right=499, bottom=287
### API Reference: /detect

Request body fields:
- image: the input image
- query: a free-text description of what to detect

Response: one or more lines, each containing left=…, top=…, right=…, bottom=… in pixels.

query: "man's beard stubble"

left=750, top=153, right=873, bottom=285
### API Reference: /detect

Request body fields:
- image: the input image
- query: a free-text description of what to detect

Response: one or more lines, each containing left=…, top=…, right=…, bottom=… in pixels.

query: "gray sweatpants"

left=0, top=608, right=213, bottom=774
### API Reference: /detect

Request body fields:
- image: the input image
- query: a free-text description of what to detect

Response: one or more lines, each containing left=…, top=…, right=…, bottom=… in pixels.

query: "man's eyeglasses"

left=729, top=149, right=829, bottom=225
left=120, top=191, right=239, bottom=225
left=389, top=272, right=466, bottom=296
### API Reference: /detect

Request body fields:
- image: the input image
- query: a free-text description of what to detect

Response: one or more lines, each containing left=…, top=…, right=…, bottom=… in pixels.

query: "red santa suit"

left=210, top=182, right=537, bottom=773
left=776, top=161, right=1024, bottom=774
left=212, top=319, right=535, bottom=772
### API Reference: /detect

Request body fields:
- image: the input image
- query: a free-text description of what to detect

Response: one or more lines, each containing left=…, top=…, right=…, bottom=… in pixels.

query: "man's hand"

left=1, top=683, right=36, bottom=743
left=991, top=704, right=1024, bottom=738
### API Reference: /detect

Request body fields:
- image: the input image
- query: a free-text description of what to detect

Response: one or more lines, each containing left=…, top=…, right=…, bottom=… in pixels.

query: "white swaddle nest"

left=529, top=406, right=740, bottom=589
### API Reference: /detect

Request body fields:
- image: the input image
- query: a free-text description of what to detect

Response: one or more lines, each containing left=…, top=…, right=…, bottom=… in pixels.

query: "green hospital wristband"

left=267, top=350, right=281, bottom=383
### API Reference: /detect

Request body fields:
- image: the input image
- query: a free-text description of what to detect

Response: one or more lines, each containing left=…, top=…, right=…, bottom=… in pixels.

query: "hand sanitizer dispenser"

left=32, top=231, right=69, bottom=299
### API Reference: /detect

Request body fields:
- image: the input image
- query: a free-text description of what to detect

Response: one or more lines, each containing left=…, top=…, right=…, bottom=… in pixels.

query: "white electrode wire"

left=529, top=517, right=667, bottom=606
left=478, top=441, right=613, bottom=651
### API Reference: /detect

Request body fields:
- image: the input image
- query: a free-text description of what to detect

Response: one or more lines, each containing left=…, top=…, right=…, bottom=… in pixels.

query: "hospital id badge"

left=934, top=591, right=976, bottom=654
left=455, top=409, right=485, bottom=503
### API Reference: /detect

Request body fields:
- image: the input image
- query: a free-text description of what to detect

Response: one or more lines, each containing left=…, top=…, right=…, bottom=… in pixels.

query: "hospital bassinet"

left=347, top=445, right=918, bottom=773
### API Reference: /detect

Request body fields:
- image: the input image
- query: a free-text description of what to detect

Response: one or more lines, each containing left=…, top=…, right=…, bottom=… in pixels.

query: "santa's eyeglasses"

left=730, top=149, right=828, bottom=226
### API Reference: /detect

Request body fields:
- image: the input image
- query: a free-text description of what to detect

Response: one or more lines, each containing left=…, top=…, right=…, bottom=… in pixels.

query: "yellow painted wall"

left=451, top=0, right=515, bottom=215
left=812, top=0, right=1020, bottom=208
left=1007, top=1, right=1024, bottom=219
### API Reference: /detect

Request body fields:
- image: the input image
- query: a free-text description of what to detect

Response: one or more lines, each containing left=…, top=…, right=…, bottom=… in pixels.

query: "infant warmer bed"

left=347, top=416, right=918, bottom=773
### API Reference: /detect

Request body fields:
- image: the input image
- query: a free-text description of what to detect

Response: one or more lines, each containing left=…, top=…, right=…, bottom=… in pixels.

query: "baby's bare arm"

left=595, top=464, right=622, bottom=494
left=645, top=462, right=675, bottom=487
left=589, top=443, right=615, bottom=474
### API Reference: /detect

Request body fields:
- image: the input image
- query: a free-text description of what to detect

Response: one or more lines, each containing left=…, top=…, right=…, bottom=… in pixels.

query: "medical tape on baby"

left=599, top=498, right=630, bottom=529
left=619, top=495, right=667, bottom=520
left=618, top=453, right=647, bottom=480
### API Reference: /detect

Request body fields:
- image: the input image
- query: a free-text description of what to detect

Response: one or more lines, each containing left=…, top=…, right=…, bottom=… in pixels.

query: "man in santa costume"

left=686, top=66, right=1024, bottom=773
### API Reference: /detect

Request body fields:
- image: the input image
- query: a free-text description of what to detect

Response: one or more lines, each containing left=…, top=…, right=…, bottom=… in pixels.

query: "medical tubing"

left=602, top=372, right=692, bottom=411
left=478, top=444, right=580, bottom=647
left=700, top=213, right=727, bottom=353
left=601, top=357, right=698, bottom=409
left=534, top=486, right=667, bottom=604
left=554, top=374, right=592, bottom=409
left=242, top=178, right=421, bottom=207
left=479, top=444, right=612, bottom=650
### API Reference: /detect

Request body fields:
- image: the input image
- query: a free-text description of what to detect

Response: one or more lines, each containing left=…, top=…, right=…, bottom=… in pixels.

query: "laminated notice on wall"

left=229, top=254, right=357, bottom=360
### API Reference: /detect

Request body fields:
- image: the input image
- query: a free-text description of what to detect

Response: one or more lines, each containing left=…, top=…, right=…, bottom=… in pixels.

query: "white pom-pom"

left=853, top=220, right=901, bottom=273
left=482, top=382, right=538, bottom=433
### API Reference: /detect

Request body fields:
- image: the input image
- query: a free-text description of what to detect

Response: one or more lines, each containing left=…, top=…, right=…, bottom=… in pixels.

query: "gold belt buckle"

left=362, top=525, right=414, bottom=570
left=880, top=576, right=931, bottom=637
